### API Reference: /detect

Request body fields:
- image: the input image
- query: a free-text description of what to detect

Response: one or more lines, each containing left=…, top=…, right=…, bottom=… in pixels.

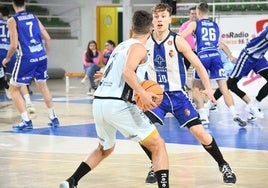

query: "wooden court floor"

left=0, top=78, right=268, bottom=188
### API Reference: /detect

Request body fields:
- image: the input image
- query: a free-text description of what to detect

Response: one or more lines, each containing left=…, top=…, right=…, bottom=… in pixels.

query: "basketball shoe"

left=219, top=163, right=236, bottom=184
left=59, top=177, right=77, bottom=188
left=13, top=120, right=33, bottom=131
left=145, top=165, right=157, bottom=184
left=26, top=103, right=36, bottom=114
left=48, top=117, right=60, bottom=127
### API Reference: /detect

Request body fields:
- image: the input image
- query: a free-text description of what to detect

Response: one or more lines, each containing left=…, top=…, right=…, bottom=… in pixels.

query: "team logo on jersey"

left=168, top=40, right=173, bottom=46
left=169, top=50, right=174, bottom=58
left=184, top=108, right=190, bottom=116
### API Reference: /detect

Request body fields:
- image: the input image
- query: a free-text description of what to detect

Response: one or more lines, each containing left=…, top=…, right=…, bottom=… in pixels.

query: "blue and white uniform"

left=93, top=38, right=156, bottom=150
left=11, top=11, right=48, bottom=85
left=194, top=19, right=226, bottom=80
left=146, top=30, right=200, bottom=127
left=0, top=18, right=16, bottom=76
left=230, top=26, right=268, bottom=80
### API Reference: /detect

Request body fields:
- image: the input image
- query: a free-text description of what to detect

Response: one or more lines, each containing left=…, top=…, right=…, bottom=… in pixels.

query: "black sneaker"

left=219, top=163, right=236, bottom=184
left=145, top=166, right=157, bottom=184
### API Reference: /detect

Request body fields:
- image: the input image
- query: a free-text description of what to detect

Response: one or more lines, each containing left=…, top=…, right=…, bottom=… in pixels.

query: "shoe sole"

left=233, top=118, right=247, bottom=127
left=12, top=127, right=33, bottom=131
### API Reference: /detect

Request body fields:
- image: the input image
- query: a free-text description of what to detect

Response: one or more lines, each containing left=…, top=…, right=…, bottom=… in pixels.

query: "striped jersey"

left=195, top=19, right=220, bottom=53
left=244, top=26, right=268, bottom=59
left=94, top=38, right=149, bottom=101
left=13, top=11, right=46, bottom=58
left=146, top=31, right=186, bottom=92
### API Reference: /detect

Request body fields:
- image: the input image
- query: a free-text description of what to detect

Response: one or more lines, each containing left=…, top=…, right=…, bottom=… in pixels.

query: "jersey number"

left=26, top=21, right=34, bottom=37
left=0, top=25, right=9, bottom=38
left=201, top=27, right=217, bottom=41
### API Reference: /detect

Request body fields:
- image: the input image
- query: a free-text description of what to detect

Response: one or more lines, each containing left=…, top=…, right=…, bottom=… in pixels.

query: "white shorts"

left=93, top=98, right=157, bottom=150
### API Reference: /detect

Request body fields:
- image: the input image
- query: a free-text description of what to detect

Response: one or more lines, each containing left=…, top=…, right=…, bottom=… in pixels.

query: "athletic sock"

left=202, top=137, right=226, bottom=166
left=23, top=94, right=32, bottom=105
left=155, top=169, right=169, bottom=188
left=21, top=111, right=30, bottom=121
left=67, top=161, right=91, bottom=186
left=48, top=108, right=57, bottom=119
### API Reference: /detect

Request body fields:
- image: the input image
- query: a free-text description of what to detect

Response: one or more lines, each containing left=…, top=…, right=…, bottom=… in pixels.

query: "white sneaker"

left=5, top=88, right=12, bottom=99
left=26, top=103, right=36, bottom=114
left=248, top=106, right=264, bottom=119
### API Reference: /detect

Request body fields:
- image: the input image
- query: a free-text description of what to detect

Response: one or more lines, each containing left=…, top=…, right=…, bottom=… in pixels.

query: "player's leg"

left=192, top=79, right=209, bottom=125
left=34, top=58, right=59, bottom=127
left=217, top=79, right=246, bottom=127
left=188, top=124, right=236, bottom=184
left=20, top=85, right=35, bottom=114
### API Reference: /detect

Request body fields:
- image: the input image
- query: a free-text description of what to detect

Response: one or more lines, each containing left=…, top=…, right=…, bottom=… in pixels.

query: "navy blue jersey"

left=0, top=18, right=16, bottom=72
left=0, top=18, right=10, bottom=52
left=195, top=19, right=220, bottom=53
left=245, top=26, right=268, bottom=59
left=13, top=11, right=46, bottom=59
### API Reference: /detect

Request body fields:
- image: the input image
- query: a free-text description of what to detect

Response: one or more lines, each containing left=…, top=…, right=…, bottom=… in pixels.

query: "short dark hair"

left=132, top=10, right=152, bottom=35
left=189, top=6, right=196, bottom=13
left=106, top=40, right=116, bottom=47
left=0, top=6, right=9, bottom=17
left=12, top=0, right=25, bottom=7
left=197, top=2, right=209, bottom=14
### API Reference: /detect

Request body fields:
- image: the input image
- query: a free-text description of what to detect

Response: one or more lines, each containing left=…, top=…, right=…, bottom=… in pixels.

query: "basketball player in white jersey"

left=59, top=10, right=169, bottom=188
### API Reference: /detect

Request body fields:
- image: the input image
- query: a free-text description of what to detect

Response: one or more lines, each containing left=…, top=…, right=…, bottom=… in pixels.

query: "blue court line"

left=2, top=116, right=268, bottom=151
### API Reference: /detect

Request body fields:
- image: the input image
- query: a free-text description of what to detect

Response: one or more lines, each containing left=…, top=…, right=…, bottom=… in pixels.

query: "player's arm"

left=38, top=19, right=51, bottom=53
left=176, top=36, right=216, bottom=103
left=2, top=17, right=17, bottom=67
left=219, top=41, right=236, bottom=64
left=123, top=43, right=158, bottom=110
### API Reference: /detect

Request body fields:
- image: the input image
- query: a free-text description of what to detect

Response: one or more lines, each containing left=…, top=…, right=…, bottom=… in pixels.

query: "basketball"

left=134, top=80, right=164, bottom=109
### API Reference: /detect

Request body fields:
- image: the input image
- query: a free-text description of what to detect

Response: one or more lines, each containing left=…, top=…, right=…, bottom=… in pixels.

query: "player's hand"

left=2, top=58, right=9, bottom=68
left=94, top=71, right=103, bottom=83
left=200, top=89, right=217, bottom=105
left=139, top=91, right=159, bottom=111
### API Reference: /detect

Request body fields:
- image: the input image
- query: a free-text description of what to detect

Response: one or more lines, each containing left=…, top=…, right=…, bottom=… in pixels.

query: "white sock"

left=229, top=105, right=237, bottom=116
left=21, top=111, right=30, bottom=121
left=23, top=94, right=32, bottom=105
left=49, top=108, right=57, bottom=119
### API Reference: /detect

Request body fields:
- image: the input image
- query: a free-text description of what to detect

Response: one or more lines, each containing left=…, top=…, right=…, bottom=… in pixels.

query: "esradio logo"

left=256, top=19, right=268, bottom=33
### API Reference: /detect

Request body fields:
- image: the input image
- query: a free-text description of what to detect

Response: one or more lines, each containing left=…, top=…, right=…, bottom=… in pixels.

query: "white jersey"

left=94, top=38, right=148, bottom=101
left=146, top=31, right=187, bottom=92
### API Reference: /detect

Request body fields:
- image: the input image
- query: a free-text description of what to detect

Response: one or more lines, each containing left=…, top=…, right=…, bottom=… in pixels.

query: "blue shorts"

left=0, top=52, right=16, bottom=75
left=151, top=90, right=199, bottom=127
left=230, top=49, right=268, bottom=80
left=11, top=55, right=48, bottom=85
left=195, top=50, right=226, bottom=80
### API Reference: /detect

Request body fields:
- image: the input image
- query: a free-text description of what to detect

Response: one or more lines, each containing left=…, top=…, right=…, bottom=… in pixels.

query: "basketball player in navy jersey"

left=0, top=5, right=36, bottom=112
left=180, top=2, right=246, bottom=127
left=142, top=3, right=236, bottom=185
left=213, top=26, right=268, bottom=121
left=2, top=0, right=59, bottom=130
left=59, top=10, right=169, bottom=188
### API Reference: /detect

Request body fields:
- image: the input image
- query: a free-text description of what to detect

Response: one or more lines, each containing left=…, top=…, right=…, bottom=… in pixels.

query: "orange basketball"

left=134, top=80, right=164, bottom=109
